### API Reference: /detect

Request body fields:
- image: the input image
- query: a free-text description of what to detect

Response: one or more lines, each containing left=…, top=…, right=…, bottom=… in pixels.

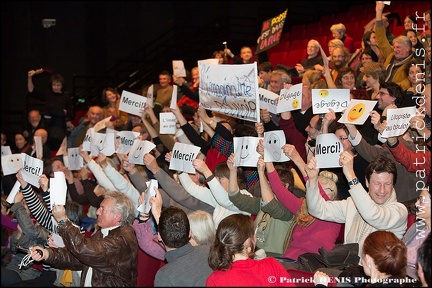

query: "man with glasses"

left=329, top=47, right=350, bottom=81
left=375, top=81, right=404, bottom=112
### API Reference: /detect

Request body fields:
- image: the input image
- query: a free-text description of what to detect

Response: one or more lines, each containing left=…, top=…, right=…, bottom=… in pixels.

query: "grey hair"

left=187, top=210, right=216, bottom=245
left=104, top=191, right=136, bottom=226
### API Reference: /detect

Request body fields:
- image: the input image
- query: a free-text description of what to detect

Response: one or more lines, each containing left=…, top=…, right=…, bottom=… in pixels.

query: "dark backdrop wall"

left=1, top=1, right=361, bottom=143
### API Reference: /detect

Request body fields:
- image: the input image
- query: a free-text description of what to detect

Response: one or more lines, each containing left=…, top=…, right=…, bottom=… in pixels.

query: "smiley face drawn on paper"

left=292, top=99, right=299, bottom=109
left=133, top=142, right=145, bottom=160
left=96, top=136, right=106, bottom=152
left=240, top=142, right=251, bottom=160
left=266, top=133, right=281, bottom=160
left=7, top=154, right=22, bottom=172
left=347, top=103, right=366, bottom=122
left=68, top=148, right=80, bottom=170
left=319, top=89, right=329, bottom=97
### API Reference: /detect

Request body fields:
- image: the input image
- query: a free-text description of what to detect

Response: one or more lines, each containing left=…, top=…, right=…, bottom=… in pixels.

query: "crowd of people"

left=1, top=2, right=431, bottom=287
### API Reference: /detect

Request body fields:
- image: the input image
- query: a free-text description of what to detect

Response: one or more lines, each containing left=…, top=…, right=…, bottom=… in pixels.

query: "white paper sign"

left=6, top=181, right=20, bottom=204
left=315, top=134, right=343, bottom=168
left=169, top=142, right=201, bottom=174
left=159, top=112, right=177, bottom=134
left=51, top=232, right=65, bottom=247
left=49, top=171, right=67, bottom=205
left=233, top=137, right=261, bottom=167
left=116, top=131, right=140, bottom=154
left=93, top=116, right=112, bottom=132
left=198, top=61, right=260, bottom=122
left=259, top=88, right=279, bottom=114
left=128, top=140, right=156, bottom=165
left=173, top=60, right=186, bottom=77
left=67, top=147, right=83, bottom=170
left=146, top=84, right=154, bottom=107
left=1, top=146, right=12, bottom=156
left=1, top=153, right=22, bottom=175
left=170, top=85, right=178, bottom=110
left=312, top=89, right=350, bottom=114
left=81, top=128, right=94, bottom=151
left=21, top=154, right=44, bottom=188
left=119, top=90, right=147, bottom=117
left=199, top=58, right=219, bottom=65
left=381, top=106, right=416, bottom=138
left=264, top=130, right=290, bottom=162
left=56, top=137, right=67, bottom=156
left=338, top=99, right=377, bottom=125
left=33, top=135, right=43, bottom=159
left=276, top=83, right=303, bottom=113
left=137, top=179, right=158, bottom=214
left=90, top=132, right=115, bottom=157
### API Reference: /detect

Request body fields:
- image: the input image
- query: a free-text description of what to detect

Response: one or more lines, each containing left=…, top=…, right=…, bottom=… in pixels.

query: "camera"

left=307, top=138, right=316, bottom=147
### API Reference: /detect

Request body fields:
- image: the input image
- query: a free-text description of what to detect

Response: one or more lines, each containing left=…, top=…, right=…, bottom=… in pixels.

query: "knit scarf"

left=211, top=133, right=233, bottom=158
left=385, top=53, right=413, bottom=83
left=283, top=198, right=315, bottom=251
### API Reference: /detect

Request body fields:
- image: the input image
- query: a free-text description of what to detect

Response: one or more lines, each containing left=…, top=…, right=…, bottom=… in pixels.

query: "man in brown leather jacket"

left=28, top=191, right=138, bottom=286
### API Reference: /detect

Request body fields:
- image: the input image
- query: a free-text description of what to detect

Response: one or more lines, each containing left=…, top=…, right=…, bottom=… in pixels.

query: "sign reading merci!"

left=119, top=90, right=147, bottom=117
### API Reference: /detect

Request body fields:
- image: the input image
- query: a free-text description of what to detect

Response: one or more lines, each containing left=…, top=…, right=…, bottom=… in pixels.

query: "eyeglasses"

left=418, top=196, right=430, bottom=204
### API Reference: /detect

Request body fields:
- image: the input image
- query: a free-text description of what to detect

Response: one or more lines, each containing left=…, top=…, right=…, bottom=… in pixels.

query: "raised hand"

left=305, top=156, right=319, bottom=183
left=143, top=153, right=159, bottom=174
left=122, top=157, right=135, bottom=173
left=97, top=152, right=107, bottom=168
left=192, top=158, right=211, bottom=176
left=150, top=186, right=163, bottom=224
left=39, top=174, right=49, bottom=192
left=257, top=156, right=265, bottom=174
left=165, top=151, right=173, bottom=163
left=255, top=122, right=264, bottom=138
left=257, top=139, right=265, bottom=157
left=227, top=153, right=236, bottom=170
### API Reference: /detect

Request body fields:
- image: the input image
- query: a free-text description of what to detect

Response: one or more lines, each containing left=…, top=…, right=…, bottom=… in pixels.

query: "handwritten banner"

left=312, top=89, right=350, bottom=114
left=198, top=62, right=259, bottom=122
left=256, top=9, right=288, bottom=54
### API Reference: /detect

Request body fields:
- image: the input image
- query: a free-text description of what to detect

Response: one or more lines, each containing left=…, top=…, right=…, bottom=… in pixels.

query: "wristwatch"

left=348, top=178, right=359, bottom=186
left=57, top=219, right=69, bottom=226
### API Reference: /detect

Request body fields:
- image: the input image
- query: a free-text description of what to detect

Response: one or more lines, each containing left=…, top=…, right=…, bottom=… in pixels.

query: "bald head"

left=28, top=110, right=42, bottom=128
left=34, top=128, right=48, bottom=144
